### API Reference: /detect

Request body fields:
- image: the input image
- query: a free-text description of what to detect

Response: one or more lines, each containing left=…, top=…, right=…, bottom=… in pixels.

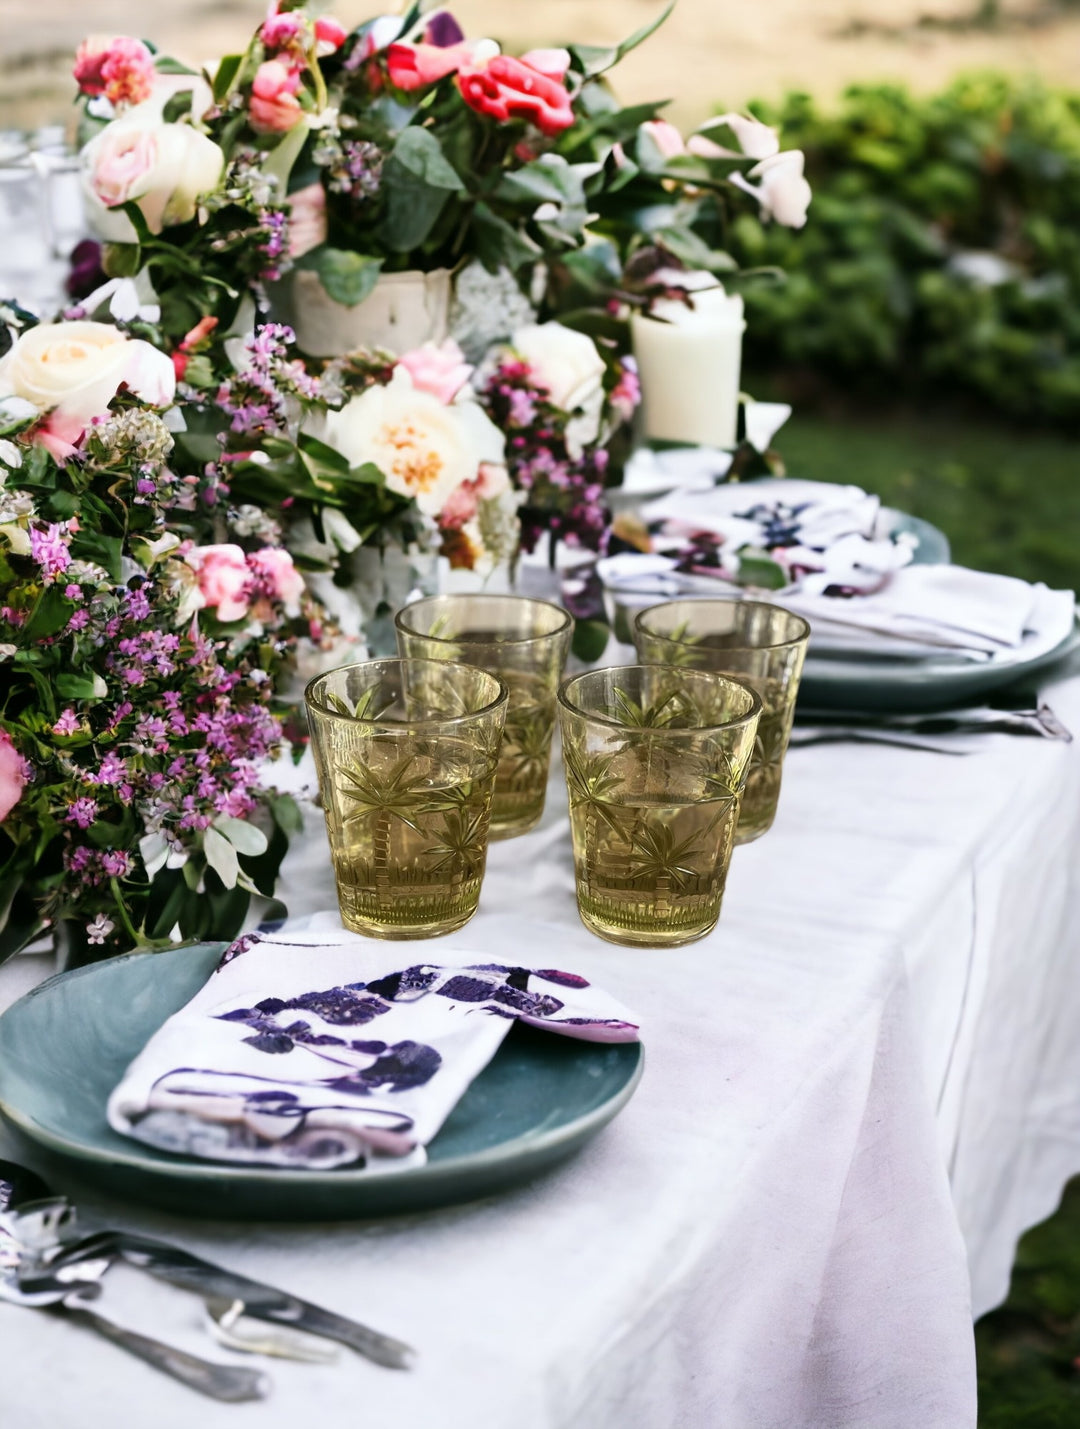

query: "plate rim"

left=0, top=945, right=645, bottom=1190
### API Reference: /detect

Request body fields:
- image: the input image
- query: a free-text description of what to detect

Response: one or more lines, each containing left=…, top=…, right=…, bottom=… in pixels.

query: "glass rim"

left=394, top=592, right=573, bottom=647
left=304, top=657, right=508, bottom=730
left=557, top=664, right=763, bottom=735
left=633, top=598, right=811, bottom=653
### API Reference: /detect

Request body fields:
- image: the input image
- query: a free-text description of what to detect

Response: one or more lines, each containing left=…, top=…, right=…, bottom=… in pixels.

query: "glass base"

left=488, top=808, right=545, bottom=841
left=576, top=905, right=720, bottom=949
left=337, top=902, right=479, bottom=940
left=733, top=810, right=776, bottom=845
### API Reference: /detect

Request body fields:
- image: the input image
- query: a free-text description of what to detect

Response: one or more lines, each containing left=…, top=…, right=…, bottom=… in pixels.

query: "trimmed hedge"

left=730, top=74, right=1080, bottom=425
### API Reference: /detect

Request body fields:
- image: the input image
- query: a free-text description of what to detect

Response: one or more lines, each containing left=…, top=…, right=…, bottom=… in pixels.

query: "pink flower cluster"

left=73, top=35, right=155, bottom=107
left=250, top=6, right=347, bottom=134
left=186, top=543, right=305, bottom=624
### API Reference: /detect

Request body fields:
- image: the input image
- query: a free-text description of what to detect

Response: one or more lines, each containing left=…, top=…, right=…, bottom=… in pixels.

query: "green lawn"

left=764, top=404, right=1080, bottom=592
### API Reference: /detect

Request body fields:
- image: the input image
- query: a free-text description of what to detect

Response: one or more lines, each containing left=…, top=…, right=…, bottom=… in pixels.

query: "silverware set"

left=0, top=1158, right=414, bottom=1401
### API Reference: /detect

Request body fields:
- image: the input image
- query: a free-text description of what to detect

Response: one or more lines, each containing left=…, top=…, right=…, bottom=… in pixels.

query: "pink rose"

left=641, top=120, right=685, bottom=161
left=386, top=39, right=483, bottom=92
left=0, top=729, right=27, bottom=822
left=248, top=548, right=305, bottom=612
left=260, top=10, right=306, bottom=51
left=74, top=35, right=155, bottom=107
left=314, top=17, right=348, bottom=55
left=396, top=340, right=472, bottom=405
left=287, top=182, right=328, bottom=259
left=439, top=479, right=480, bottom=530
left=249, top=61, right=303, bottom=135
left=185, top=544, right=251, bottom=623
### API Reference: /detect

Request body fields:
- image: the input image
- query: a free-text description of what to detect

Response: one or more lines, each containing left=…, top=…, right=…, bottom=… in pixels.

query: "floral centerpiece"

left=0, top=311, right=317, bottom=965
left=64, top=5, right=811, bottom=592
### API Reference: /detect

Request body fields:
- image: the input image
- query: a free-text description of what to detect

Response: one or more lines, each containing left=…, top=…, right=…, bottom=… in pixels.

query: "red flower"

left=386, top=39, right=478, bottom=92
left=456, top=54, right=574, bottom=137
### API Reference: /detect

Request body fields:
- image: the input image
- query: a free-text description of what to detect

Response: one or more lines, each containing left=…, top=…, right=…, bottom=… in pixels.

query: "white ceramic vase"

left=287, top=267, right=453, bottom=358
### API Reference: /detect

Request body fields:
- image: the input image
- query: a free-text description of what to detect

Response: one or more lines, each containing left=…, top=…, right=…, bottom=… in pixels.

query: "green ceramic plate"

left=800, top=614, right=1080, bottom=713
left=0, top=944, right=644, bottom=1221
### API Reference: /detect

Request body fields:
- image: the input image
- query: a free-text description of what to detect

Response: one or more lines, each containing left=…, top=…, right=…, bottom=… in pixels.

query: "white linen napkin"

left=784, top=567, right=1077, bottom=663
left=107, top=930, right=640, bottom=1172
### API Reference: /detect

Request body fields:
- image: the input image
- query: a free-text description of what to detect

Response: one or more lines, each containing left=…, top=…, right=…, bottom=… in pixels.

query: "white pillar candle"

left=631, top=285, right=746, bottom=449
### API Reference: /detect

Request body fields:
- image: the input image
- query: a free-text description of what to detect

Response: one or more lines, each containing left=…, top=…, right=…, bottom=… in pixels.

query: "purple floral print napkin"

left=107, top=929, right=640, bottom=1171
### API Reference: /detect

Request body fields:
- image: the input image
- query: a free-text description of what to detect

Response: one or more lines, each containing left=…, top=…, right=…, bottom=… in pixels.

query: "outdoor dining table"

left=2, top=659, right=1079, bottom=1429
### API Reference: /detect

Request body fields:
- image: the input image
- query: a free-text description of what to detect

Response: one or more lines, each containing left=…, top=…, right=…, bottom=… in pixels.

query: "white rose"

left=511, top=322, right=606, bottom=453
left=736, top=150, right=812, bottom=229
left=319, top=369, right=505, bottom=518
left=0, top=321, right=176, bottom=428
left=81, top=104, right=225, bottom=243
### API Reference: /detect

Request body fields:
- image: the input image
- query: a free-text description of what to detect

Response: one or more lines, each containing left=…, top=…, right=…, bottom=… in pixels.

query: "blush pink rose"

left=287, top=182, right=328, bottom=259
left=249, top=61, right=303, bottom=134
left=186, top=544, right=251, bottom=623
left=0, top=729, right=27, bottom=822
left=457, top=54, right=575, bottom=137
left=73, top=35, right=155, bottom=107
left=474, top=462, right=510, bottom=499
left=248, top=548, right=305, bottom=611
left=396, top=340, right=472, bottom=405
left=260, top=10, right=306, bottom=51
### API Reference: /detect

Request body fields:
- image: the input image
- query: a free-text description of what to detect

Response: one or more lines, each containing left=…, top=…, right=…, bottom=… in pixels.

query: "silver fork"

left=0, top=1212, right=270, bottom=1402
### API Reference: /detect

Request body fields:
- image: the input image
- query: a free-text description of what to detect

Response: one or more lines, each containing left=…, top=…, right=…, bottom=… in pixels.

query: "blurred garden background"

left=4, top=0, right=1080, bottom=1419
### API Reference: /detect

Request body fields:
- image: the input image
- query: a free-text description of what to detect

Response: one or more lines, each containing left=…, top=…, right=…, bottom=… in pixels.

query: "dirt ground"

left=4, top=0, right=1080, bottom=131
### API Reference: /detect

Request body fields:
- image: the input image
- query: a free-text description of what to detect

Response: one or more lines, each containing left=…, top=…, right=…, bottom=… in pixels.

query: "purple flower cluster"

left=315, top=134, right=384, bottom=201
left=216, top=324, right=321, bottom=438
left=481, top=360, right=611, bottom=555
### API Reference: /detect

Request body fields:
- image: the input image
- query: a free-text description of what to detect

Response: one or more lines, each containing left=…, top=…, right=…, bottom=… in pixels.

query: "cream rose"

left=81, top=104, right=225, bottom=243
left=319, top=369, right=505, bottom=518
left=0, top=322, right=176, bottom=431
left=511, top=321, right=606, bottom=455
left=732, top=150, right=812, bottom=230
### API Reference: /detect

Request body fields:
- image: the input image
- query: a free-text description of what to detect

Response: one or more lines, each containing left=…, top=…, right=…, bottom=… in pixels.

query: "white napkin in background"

left=108, top=930, right=640, bottom=1171
left=784, top=567, right=1077, bottom=663
left=640, top=478, right=882, bottom=549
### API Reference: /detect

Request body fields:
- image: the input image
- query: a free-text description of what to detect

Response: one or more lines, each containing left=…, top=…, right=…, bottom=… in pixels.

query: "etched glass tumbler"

left=558, top=665, right=760, bottom=948
left=395, top=594, right=573, bottom=840
left=633, top=599, right=810, bottom=844
left=306, top=658, right=507, bottom=939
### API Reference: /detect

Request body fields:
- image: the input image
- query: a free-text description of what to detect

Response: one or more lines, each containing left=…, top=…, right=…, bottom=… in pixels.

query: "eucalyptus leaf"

left=305, top=248, right=384, bottom=308
left=392, top=126, right=465, bottom=191
left=213, top=817, right=269, bottom=858
left=204, top=827, right=239, bottom=890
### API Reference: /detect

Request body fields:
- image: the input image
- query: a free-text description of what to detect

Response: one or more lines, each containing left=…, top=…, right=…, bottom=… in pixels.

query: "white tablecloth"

left=5, top=664, right=1080, bottom=1428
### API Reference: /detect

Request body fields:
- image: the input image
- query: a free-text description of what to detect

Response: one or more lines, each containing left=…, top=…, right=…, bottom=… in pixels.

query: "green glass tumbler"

left=395, top=593, right=573, bottom=840
left=633, top=599, right=810, bottom=843
left=305, top=658, right=507, bottom=939
left=558, top=664, right=760, bottom=947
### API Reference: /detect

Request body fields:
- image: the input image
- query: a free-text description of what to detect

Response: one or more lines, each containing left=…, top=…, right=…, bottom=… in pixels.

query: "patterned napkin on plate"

left=107, top=930, right=640, bottom=1171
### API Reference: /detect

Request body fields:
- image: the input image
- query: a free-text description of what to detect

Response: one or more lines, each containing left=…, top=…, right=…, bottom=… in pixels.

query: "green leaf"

left=298, top=432, right=351, bottom=473
left=102, top=243, right=141, bottom=280
left=571, top=1, right=675, bottom=77
left=471, top=202, right=542, bottom=274
left=304, top=249, right=384, bottom=308
left=153, top=57, right=200, bottom=76
left=23, top=586, right=73, bottom=641
left=145, top=868, right=189, bottom=941
left=572, top=618, right=611, bottom=664
left=56, top=673, right=105, bottom=701
left=212, top=53, right=244, bottom=103
left=161, top=91, right=192, bottom=124
left=270, top=792, right=304, bottom=839
left=736, top=555, right=788, bottom=590
left=380, top=178, right=453, bottom=253
left=392, top=126, right=465, bottom=191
